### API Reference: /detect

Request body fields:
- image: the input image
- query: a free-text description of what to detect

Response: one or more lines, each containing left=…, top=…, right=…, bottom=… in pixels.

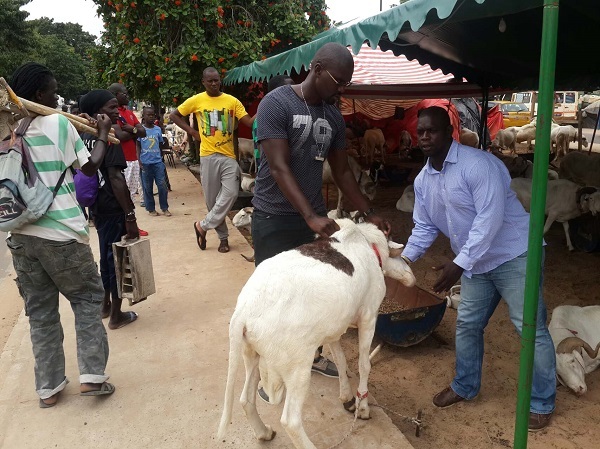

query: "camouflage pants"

left=6, top=234, right=109, bottom=399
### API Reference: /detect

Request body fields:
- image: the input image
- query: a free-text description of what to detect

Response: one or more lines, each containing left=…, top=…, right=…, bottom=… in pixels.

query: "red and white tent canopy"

left=350, top=45, right=453, bottom=85
left=341, top=45, right=508, bottom=119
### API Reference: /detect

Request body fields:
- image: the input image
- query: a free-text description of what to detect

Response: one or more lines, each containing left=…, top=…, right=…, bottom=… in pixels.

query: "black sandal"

left=218, top=239, right=230, bottom=253
left=194, top=222, right=206, bottom=250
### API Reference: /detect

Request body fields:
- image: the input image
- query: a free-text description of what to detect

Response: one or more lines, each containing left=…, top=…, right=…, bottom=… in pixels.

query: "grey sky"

left=23, top=0, right=399, bottom=38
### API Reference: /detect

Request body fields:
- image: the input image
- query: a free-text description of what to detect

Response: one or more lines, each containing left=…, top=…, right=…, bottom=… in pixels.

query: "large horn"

left=582, top=341, right=600, bottom=359
left=576, top=186, right=598, bottom=206
left=556, top=337, right=589, bottom=354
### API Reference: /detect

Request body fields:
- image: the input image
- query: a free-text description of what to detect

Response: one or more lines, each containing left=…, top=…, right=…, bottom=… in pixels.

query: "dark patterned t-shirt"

left=253, top=85, right=346, bottom=215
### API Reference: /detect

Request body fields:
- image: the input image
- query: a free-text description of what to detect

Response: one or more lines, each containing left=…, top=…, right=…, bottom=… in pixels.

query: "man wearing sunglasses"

left=252, top=42, right=390, bottom=392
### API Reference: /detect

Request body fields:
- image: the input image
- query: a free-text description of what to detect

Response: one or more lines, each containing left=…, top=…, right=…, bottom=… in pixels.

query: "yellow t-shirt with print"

left=177, top=92, right=248, bottom=158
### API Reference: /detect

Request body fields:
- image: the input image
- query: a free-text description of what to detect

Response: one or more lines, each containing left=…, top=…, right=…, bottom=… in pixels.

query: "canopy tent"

left=340, top=44, right=452, bottom=119
left=224, top=0, right=600, bottom=92
left=341, top=44, right=450, bottom=117
left=224, top=1, right=597, bottom=446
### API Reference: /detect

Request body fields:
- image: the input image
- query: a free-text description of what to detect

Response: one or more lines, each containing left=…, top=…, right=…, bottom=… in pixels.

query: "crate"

left=112, top=237, right=156, bottom=306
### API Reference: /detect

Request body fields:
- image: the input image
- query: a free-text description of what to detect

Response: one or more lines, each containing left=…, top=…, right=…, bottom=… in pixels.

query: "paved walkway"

left=0, top=162, right=414, bottom=449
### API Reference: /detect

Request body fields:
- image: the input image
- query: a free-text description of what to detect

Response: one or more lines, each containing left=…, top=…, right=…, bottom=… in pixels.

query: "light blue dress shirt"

left=402, top=140, right=531, bottom=278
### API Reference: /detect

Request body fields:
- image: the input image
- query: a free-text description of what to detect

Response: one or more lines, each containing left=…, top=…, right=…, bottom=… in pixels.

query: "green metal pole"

left=513, top=1, right=559, bottom=447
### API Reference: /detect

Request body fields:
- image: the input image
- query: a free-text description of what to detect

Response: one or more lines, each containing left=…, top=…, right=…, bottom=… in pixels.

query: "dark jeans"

left=251, top=209, right=316, bottom=266
left=94, top=213, right=126, bottom=299
left=251, top=209, right=325, bottom=360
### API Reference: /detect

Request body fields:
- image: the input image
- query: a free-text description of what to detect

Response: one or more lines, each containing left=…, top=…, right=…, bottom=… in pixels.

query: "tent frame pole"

left=513, top=1, right=559, bottom=447
left=479, top=85, right=489, bottom=149
left=588, top=109, right=600, bottom=155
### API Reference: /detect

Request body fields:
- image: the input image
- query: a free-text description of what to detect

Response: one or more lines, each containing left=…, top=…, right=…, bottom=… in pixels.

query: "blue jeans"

left=451, top=251, right=556, bottom=415
left=142, top=161, right=169, bottom=212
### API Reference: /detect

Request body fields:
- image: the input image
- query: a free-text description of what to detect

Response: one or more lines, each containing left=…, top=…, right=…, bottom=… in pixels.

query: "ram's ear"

left=382, top=257, right=416, bottom=287
left=388, top=241, right=404, bottom=258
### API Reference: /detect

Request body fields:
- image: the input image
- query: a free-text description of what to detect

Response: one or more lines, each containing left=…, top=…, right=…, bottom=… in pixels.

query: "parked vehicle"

left=511, top=91, right=581, bottom=124
left=488, top=101, right=531, bottom=127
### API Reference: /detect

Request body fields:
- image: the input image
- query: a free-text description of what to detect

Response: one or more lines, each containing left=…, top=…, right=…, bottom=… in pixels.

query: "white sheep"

left=240, top=173, right=255, bottom=193
left=396, top=184, right=415, bottom=213
left=232, top=207, right=253, bottom=232
left=549, top=305, right=600, bottom=395
left=510, top=178, right=600, bottom=250
left=492, top=127, right=518, bottom=154
left=218, top=219, right=415, bottom=449
left=459, top=128, right=479, bottom=148
left=237, top=137, right=257, bottom=173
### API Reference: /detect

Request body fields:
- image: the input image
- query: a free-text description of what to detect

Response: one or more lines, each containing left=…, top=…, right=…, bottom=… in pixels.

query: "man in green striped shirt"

left=5, top=63, right=117, bottom=407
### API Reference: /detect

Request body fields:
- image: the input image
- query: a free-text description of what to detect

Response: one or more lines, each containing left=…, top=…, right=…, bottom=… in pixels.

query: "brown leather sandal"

left=218, top=239, right=230, bottom=253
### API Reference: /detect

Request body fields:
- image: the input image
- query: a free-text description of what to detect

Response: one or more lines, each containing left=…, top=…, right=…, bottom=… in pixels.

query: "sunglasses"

left=325, top=69, right=352, bottom=87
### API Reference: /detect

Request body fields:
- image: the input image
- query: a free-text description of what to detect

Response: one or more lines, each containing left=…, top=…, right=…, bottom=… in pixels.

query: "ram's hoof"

left=258, top=426, right=276, bottom=441
left=343, top=399, right=356, bottom=412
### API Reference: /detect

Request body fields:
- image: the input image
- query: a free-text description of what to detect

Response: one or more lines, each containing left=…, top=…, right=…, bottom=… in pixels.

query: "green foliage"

left=31, top=34, right=91, bottom=100
left=0, top=2, right=98, bottom=102
left=0, top=0, right=33, bottom=76
left=28, top=19, right=97, bottom=100
left=90, top=0, right=331, bottom=107
left=30, top=18, right=97, bottom=60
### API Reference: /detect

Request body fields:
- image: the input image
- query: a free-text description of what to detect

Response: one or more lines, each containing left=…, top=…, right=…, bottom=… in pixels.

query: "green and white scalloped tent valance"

left=224, top=0, right=600, bottom=91
left=224, top=0, right=524, bottom=85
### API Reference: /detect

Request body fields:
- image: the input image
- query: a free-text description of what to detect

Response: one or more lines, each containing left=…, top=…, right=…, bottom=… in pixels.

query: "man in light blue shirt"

left=402, top=106, right=556, bottom=431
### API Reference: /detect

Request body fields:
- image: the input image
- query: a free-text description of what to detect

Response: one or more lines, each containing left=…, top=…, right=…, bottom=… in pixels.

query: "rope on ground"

left=324, top=403, right=424, bottom=448
left=325, top=408, right=358, bottom=449
left=372, top=404, right=424, bottom=437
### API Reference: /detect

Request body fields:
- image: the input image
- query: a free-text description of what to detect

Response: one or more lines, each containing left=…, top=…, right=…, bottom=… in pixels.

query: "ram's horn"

left=556, top=336, right=599, bottom=358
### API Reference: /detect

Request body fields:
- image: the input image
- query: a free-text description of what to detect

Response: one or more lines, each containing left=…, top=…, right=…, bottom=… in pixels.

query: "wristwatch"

left=132, top=127, right=138, bottom=135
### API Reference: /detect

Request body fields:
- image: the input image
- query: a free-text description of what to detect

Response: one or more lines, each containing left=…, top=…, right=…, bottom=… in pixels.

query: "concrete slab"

left=0, top=163, right=413, bottom=449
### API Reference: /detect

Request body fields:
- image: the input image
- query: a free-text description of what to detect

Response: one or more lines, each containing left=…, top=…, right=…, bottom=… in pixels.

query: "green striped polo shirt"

left=13, top=114, right=91, bottom=243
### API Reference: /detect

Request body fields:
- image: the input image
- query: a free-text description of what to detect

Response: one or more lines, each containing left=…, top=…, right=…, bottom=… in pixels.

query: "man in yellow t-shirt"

left=170, top=67, right=254, bottom=253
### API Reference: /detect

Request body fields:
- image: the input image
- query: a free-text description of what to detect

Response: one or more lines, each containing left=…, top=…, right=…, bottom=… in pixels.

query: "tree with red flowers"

left=91, top=0, right=331, bottom=106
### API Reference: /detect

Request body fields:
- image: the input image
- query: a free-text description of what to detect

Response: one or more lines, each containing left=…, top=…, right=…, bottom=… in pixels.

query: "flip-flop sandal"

left=39, top=397, right=58, bottom=408
left=193, top=222, right=207, bottom=250
left=108, top=311, right=138, bottom=330
left=80, top=382, right=116, bottom=397
left=218, top=239, right=230, bottom=253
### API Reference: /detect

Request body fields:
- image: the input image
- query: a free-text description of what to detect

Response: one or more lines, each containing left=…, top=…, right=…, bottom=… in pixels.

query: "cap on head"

left=79, top=89, right=116, bottom=116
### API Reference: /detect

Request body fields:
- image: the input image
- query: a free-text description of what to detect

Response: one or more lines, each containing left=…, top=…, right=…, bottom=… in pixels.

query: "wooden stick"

left=19, top=97, right=119, bottom=144
left=0, top=77, right=29, bottom=117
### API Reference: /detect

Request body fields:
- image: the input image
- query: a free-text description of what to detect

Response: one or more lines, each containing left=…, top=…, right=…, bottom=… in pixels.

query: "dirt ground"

left=230, top=151, right=600, bottom=448
left=331, top=166, right=600, bottom=449
left=3, top=153, right=595, bottom=448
